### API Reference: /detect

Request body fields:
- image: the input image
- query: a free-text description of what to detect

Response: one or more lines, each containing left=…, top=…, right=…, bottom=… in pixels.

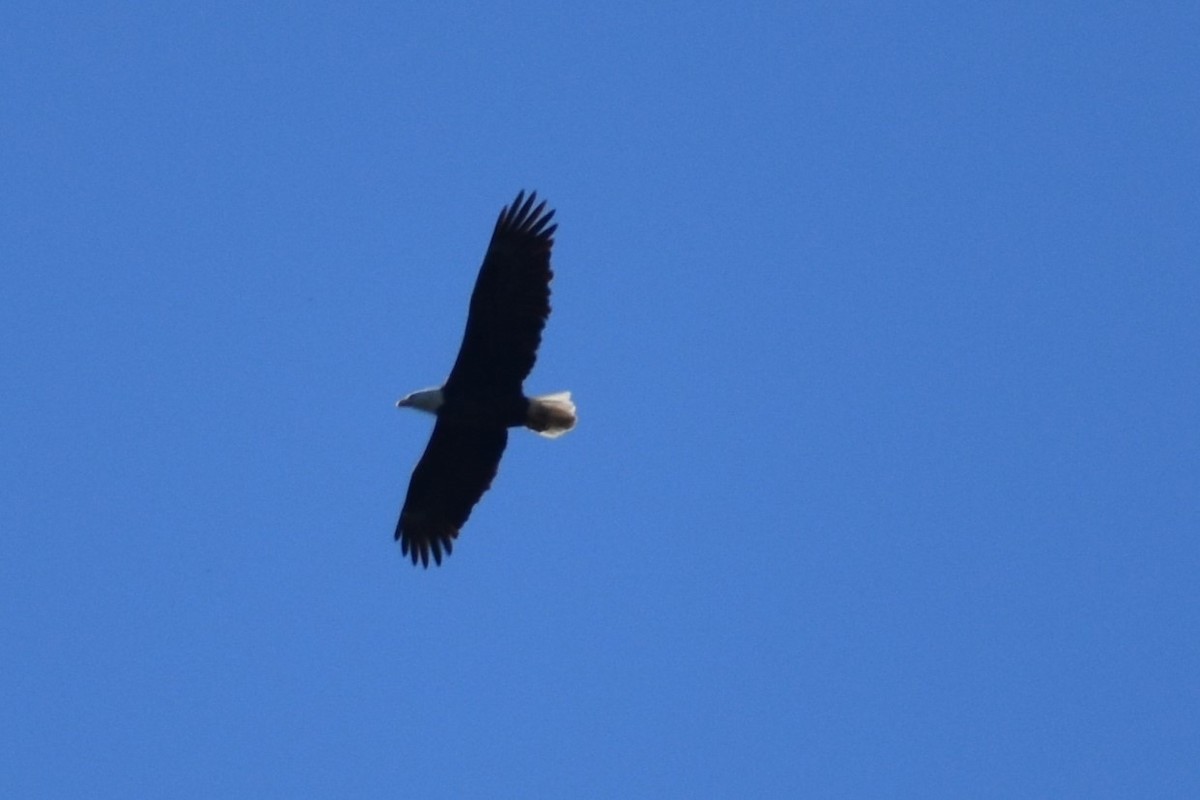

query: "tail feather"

left=526, top=391, right=577, bottom=438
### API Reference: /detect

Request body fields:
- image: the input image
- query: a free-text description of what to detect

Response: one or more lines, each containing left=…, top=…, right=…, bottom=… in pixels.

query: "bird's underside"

left=394, top=191, right=574, bottom=567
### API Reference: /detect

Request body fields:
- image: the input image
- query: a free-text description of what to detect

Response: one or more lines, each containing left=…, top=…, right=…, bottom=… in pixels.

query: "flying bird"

left=394, top=191, right=576, bottom=567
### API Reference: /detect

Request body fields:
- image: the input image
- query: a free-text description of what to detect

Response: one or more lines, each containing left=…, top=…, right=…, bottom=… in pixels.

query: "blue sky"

left=3, top=2, right=1197, bottom=796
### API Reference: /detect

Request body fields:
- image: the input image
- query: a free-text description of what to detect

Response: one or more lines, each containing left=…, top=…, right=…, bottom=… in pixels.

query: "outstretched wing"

left=395, top=419, right=508, bottom=567
left=444, top=191, right=557, bottom=399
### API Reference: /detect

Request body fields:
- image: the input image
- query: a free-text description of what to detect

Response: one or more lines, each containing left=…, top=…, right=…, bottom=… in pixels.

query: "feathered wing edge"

left=395, top=422, right=508, bottom=568
left=494, top=190, right=557, bottom=244
left=444, top=191, right=558, bottom=396
left=396, top=509, right=459, bottom=568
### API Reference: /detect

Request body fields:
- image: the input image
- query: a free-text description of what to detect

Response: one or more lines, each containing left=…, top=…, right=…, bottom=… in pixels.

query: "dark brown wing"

left=443, top=191, right=557, bottom=399
left=394, top=419, right=508, bottom=567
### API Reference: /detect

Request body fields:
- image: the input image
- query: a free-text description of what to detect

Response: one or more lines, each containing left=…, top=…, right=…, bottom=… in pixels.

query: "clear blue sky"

left=3, top=2, right=1197, bottom=797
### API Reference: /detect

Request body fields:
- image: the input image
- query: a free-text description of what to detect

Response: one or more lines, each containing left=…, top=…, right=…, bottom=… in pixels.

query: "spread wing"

left=444, top=191, right=557, bottom=399
left=394, top=419, right=508, bottom=567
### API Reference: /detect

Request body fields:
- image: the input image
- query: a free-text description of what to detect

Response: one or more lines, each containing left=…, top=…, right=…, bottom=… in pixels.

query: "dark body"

left=395, top=192, right=558, bottom=567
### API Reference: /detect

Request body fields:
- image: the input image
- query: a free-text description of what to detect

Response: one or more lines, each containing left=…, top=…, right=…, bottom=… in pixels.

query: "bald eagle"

left=394, top=191, right=576, bottom=567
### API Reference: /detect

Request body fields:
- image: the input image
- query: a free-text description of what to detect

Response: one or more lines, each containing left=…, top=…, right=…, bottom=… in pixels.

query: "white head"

left=396, top=387, right=445, bottom=415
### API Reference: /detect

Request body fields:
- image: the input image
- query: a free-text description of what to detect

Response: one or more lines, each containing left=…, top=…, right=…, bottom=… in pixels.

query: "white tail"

left=526, top=391, right=577, bottom=438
